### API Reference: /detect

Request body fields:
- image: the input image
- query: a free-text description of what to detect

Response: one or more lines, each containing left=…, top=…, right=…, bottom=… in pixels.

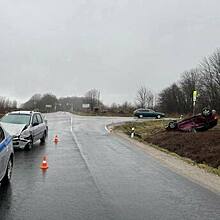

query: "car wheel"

left=24, top=137, right=33, bottom=151
left=139, top=115, right=143, bottom=118
left=156, top=115, right=161, bottom=119
left=40, top=131, right=47, bottom=143
left=1, top=158, right=13, bottom=185
left=168, top=121, right=177, bottom=129
left=202, top=107, right=212, bottom=117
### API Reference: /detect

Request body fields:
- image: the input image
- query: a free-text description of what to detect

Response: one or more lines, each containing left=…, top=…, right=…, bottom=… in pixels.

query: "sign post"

left=45, top=104, right=52, bottom=113
left=131, top=127, right=135, bottom=138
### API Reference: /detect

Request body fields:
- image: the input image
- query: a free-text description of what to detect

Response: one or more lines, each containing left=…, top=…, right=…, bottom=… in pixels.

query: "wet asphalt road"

left=0, top=112, right=220, bottom=220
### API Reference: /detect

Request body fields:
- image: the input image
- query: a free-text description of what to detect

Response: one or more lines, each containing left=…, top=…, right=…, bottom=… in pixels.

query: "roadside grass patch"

left=114, top=120, right=171, bottom=138
left=114, top=120, right=220, bottom=176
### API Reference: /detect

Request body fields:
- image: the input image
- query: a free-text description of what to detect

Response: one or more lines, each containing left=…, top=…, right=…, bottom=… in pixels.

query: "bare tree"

left=0, top=96, right=18, bottom=112
left=0, top=97, right=5, bottom=111
left=22, top=93, right=57, bottom=112
left=85, top=89, right=100, bottom=111
left=158, top=48, right=220, bottom=114
left=135, top=86, right=154, bottom=108
left=209, top=48, right=220, bottom=86
left=158, top=83, right=185, bottom=114
left=200, top=49, right=220, bottom=111
left=180, top=69, right=201, bottom=113
left=12, top=100, right=17, bottom=109
left=22, top=94, right=42, bottom=110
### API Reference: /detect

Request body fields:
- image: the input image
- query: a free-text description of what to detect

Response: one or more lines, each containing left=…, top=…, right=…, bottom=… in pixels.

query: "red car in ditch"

left=167, top=108, right=218, bottom=132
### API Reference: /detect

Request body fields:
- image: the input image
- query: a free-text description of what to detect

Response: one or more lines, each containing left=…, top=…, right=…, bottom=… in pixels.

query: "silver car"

left=1, top=111, right=48, bottom=150
left=0, top=124, right=14, bottom=185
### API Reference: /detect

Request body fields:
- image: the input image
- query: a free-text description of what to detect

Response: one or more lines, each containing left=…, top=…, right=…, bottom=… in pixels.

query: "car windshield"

left=1, top=114, right=31, bottom=125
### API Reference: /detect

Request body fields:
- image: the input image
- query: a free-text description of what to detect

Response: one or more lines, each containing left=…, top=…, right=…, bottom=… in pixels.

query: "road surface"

left=0, top=112, right=219, bottom=220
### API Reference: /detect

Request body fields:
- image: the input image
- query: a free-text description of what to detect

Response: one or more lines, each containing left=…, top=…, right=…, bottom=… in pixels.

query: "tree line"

left=2, top=48, right=220, bottom=115
left=21, top=89, right=104, bottom=113
left=21, top=90, right=135, bottom=115
left=0, top=97, right=17, bottom=113
left=157, top=48, right=220, bottom=114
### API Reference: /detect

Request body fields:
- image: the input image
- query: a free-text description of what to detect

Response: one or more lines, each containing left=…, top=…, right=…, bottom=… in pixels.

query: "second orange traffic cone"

left=40, top=156, right=49, bottom=169
left=54, top=135, right=59, bottom=143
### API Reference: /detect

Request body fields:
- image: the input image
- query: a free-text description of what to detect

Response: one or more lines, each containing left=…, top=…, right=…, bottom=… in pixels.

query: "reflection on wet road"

left=0, top=112, right=220, bottom=220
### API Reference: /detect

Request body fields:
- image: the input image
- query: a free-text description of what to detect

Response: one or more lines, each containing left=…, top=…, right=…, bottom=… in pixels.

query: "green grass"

left=114, top=120, right=171, bottom=138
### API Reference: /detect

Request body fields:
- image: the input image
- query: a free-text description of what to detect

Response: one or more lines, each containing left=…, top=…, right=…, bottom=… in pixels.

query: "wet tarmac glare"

left=0, top=112, right=220, bottom=220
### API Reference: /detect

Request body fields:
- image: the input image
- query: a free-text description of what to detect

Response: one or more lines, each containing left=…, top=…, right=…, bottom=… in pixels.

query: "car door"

left=36, top=114, right=45, bottom=139
left=31, top=114, right=41, bottom=142
left=143, top=109, right=149, bottom=117
left=148, top=110, right=155, bottom=117
left=0, top=126, right=7, bottom=180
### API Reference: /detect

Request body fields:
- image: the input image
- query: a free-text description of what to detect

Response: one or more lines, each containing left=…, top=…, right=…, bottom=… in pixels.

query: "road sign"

left=193, top=90, right=197, bottom=102
left=45, top=105, right=52, bottom=108
left=82, top=104, right=90, bottom=109
left=193, top=90, right=198, bottom=115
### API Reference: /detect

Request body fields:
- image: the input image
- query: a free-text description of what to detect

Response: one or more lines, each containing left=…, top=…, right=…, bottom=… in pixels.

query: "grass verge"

left=114, top=120, right=220, bottom=176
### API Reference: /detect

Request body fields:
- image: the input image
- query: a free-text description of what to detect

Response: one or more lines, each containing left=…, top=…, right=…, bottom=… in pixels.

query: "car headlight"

left=20, top=130, right=31, bottom=139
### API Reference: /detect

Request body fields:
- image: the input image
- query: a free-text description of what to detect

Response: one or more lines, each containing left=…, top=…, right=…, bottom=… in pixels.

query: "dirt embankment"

left=114, top=120, right=220, bottom=170
left=145, top=130, right=220, bottom=168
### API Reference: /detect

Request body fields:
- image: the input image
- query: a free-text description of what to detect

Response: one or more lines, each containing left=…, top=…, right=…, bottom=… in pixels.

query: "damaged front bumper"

left=12, top=136, right=31, bottom=149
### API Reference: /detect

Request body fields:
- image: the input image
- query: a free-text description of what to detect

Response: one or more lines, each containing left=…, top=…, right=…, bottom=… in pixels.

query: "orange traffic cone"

left=54, top=135, right=59, bottom=143
left=40, top=156, right=49, bottom=169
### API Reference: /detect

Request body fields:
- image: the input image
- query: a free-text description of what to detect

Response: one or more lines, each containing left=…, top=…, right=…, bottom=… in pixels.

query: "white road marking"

left=70, top=116, right=73, bottom=133
left=69, top=115, right=89, bottom=167
left=69, top=115, right=106, bottom=198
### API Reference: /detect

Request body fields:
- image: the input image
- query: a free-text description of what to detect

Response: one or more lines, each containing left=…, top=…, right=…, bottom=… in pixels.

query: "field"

left=114, top=119, right=220, bottom=172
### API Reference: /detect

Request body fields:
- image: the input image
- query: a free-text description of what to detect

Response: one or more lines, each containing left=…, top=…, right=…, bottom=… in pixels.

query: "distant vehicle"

left=167, top=108, right=218, bottom=132
left=0, top=111, right=48, bottom=150
left=0, top=124, right=14, bottom=185
left=133, top=108, right=165, bottom=119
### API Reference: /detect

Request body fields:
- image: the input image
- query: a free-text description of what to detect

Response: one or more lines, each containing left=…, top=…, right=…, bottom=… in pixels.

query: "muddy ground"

left=145, top=129, right=220, bottom=168
left=115, top=120, right=220, bottom=169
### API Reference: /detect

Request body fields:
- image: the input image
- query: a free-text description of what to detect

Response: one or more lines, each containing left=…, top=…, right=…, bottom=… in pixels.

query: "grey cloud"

left=0, top=0, right=219, bottom=104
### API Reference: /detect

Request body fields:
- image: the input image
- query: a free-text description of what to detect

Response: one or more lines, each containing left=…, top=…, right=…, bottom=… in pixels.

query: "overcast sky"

left=0, top=0, right=219, bottom=105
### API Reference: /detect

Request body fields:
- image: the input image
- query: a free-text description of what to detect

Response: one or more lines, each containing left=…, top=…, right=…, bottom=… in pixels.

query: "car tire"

left=1, top=158, right=13, bottom=185
left=168, top=121, right=177, bottom=129
left=40, top=131, right=47, bottom=143
left=24, top=137, right=33, bottom=151
left=156, top=115, right=161, bottom=119
left=202, top=107, right=212, bottom=117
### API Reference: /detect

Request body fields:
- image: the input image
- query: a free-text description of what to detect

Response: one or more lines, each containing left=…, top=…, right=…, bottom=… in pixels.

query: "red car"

left=167, top=108, right=218, bottom=132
